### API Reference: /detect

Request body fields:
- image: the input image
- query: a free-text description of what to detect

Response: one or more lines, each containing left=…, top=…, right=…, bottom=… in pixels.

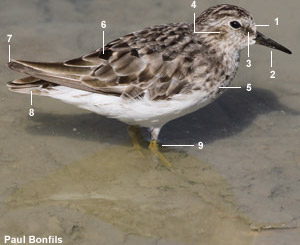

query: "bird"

left=7, top=4, right=291, bottom=166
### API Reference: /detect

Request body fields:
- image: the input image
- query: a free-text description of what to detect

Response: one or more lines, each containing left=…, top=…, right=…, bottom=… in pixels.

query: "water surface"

left=0, top=0, right=299, bottom=244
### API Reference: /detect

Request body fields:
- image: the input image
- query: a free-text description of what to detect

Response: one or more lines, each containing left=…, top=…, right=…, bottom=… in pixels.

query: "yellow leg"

left=148, top=140, right=172, bottom=168
left=128, top=126, right=143, bottom=151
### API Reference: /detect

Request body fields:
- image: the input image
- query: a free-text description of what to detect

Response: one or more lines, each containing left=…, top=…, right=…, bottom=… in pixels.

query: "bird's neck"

left=197, top=34, right=240, bottom=58
left=200, top=38, right=241, bottom=74
left=191, top=38, right=241, bottom=90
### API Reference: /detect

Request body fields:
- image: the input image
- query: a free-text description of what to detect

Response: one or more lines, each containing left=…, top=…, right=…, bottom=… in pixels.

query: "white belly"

left=45, top=86, right=217, bottom=128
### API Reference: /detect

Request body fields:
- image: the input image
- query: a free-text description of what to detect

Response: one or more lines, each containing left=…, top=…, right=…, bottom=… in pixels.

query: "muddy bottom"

left=3, top=146, right=256, bottom=244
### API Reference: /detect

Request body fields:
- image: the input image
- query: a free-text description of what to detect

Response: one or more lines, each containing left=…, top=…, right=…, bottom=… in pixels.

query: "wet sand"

left=0, top=0, right=300, bottom=244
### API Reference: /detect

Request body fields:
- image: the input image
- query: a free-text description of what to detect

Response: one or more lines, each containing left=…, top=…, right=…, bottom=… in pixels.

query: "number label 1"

left=29, top=108, right=35, bottom=117
left=246, top=59, right=252, bottom=68
left=246, top=83, right=252, bottom=91
left=198, top=141, right=203, bottom=149
left=7, top=34, right=12, bottom=42
left=274, top=17, right=279, bottom=26
left=270, top=70, right=276, bottom=79
left=191, top=1, right=197, bottom=9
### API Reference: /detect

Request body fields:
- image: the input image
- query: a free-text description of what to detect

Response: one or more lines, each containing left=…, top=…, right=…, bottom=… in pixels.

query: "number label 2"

left=270, top=70, right=276, bottom=79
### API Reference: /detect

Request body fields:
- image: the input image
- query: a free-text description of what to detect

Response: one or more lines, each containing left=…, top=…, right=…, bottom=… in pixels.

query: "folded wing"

left=8, top=23, right=195, bottom=100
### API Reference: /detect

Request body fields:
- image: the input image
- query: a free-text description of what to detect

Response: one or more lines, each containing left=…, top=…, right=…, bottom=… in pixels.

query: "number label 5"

left=246, top=83, right=252, bottom=91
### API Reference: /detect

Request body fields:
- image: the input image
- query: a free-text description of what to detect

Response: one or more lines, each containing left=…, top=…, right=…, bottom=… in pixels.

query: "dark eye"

left=230, top=21, right=241, bottom=29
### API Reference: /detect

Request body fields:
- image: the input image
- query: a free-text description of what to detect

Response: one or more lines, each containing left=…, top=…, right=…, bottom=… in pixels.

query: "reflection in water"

left=6, top=146, right=257, bottom=244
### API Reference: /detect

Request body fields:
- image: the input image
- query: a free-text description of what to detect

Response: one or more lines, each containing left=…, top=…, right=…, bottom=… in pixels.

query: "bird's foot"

left=148, top=140, right=172, bottom=168
left=128, top=126, right=145, bottom=157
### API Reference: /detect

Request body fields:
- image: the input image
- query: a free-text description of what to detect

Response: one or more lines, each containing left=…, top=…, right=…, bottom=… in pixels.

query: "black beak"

left=255, top=31, right=292, bottom=54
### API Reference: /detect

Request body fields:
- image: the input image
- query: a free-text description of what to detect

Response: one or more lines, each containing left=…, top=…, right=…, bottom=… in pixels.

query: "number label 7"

left=7, top=34, right=12, bottom=42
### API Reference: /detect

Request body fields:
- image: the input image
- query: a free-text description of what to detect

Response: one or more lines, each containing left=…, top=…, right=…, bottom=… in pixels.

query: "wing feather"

left=8, top=22, right=197, bottom=100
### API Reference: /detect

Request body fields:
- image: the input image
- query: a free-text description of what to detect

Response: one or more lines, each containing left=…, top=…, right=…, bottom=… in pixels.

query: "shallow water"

left=1, top=0, right=300, bottom=244
left=4, top=146, right=257, bottom=244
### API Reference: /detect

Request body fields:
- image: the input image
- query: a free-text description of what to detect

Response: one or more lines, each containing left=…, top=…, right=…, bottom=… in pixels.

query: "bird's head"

left=195, top=4, right=292, bottom=55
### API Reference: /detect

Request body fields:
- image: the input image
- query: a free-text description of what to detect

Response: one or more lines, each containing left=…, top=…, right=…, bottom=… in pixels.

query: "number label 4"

left=191, top=1, right=196, bottom=9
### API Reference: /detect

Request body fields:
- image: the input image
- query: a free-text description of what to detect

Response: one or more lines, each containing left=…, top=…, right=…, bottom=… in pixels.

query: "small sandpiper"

left=7, top=4, right=291, bottom=166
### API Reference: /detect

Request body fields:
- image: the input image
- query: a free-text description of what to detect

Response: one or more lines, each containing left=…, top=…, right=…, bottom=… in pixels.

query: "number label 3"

left=246, top=59, right=252, bottom=68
